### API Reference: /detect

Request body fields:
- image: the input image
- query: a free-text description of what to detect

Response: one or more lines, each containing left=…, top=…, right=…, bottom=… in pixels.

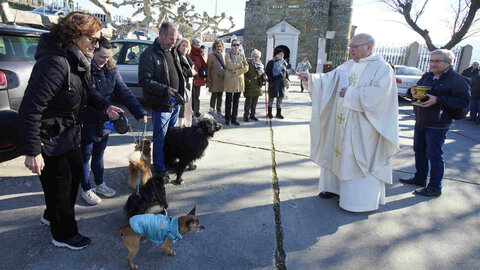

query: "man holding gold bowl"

left=400, top=49, right=470, bottom=197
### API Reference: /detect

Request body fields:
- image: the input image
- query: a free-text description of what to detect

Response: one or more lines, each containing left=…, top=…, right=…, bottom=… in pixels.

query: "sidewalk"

left=1, top=77, right=480, bottom=269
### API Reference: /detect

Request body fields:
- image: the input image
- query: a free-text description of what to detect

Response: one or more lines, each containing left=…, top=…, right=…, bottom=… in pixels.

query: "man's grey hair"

left=191, top=38, right=201, bottom=46
left=251, top=49, right=261, bottom=57
left=355, top=33, right=375, bottom=47
left=159, top=21, right=177, bottom=35
left=431, top=49, right=455, bottom=63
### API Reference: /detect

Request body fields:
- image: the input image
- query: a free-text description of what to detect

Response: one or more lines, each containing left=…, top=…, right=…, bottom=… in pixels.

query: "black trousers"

left=244, top=97, right=259, bottom=118
left=225, top=92, right=240, bottom=121
left=191, top=85, right=201, bottom=114
left=210, top=92, right=223, bottom=113
left=40, top=148, right=82, bottom=241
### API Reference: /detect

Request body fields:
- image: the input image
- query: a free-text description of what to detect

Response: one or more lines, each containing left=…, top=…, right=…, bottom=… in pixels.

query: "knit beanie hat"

left=274, top=48, right=284, bottom=57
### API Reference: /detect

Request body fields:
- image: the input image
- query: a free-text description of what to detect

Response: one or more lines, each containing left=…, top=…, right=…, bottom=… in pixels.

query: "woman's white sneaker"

left=95, top=183, right=116, bottom=197
left=81, top=189, right=102, bottom=205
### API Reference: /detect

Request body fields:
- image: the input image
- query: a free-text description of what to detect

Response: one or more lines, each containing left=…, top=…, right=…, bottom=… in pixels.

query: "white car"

left=110, top=40, right=153, bottom=100
left=394, top=65, right=424, bottom=97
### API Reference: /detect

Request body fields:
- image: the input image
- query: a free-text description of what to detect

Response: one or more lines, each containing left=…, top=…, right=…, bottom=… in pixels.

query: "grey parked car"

left=110, top=39, right=153, bottom=100
left=0, top=23, right=47, bottom=162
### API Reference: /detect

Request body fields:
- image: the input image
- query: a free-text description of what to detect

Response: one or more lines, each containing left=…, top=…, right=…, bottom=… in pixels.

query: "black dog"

left=124, top=173, right=168, bottom=218
left=164, top=118, right=222, bottom=184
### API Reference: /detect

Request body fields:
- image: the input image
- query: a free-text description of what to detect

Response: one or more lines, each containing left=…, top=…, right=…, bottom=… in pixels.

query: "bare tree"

left=379, top=0, right=480, bottom=50
left=88, top=0, right=235, bottom=39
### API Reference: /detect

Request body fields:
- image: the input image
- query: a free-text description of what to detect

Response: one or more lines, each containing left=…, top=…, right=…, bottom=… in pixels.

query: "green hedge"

left=8, top=2, right=36, bottom=11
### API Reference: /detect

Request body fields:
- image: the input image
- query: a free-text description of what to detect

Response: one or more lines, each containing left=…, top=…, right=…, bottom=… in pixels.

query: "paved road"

left=1, top=78, right=480, bottom=269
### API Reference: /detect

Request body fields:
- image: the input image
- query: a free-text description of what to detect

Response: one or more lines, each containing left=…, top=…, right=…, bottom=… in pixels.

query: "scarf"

left=251, top=59, right=264, bottom=75
left=69, top=43, right=92, bottom=71
left=272, top=57, right=285, bottom=77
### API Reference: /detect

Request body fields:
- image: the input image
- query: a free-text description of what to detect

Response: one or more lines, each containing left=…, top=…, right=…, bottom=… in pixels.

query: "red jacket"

left=189, top=46, right=207, bottom=87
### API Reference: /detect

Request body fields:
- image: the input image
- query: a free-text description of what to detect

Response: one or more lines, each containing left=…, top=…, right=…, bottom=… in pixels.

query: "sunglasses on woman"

left=232, top=44, right=240, bottom=47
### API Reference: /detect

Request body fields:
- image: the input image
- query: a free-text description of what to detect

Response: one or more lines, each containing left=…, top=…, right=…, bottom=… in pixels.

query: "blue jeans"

left=469, top=98, right=480, bottom=121
left=413, top=124, right=449, bottom=191
left=80, top=135, right=109, bottom=191
left=152, top=105, right=179, bottom=173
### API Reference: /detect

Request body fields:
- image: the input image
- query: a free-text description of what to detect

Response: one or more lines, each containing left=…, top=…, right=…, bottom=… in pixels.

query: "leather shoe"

left=225, top=120, right=231, bottom=125
left=231, top=119, right=240, bottom=126
left=318, top=192, right=337, bottom=199
left=243, top=116, right=249, bottom=122
left=249, top=116, right=259, bottom=121
left=414, top=187, right=442, bottom=197
left=399, top=178, right=426, bottom=187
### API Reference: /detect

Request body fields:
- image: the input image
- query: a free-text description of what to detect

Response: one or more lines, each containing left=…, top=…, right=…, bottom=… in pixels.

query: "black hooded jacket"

left=18, top=33, right=110, bottom=156
left=138, top=38, right=185, bottom=112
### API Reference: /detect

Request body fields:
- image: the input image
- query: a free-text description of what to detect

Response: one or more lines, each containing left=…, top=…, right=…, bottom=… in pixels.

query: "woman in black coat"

left=79, top=37, right=147, bottom=205
left=265, top=48, right=288, bottom=119
left=176, top=38, right=196, bottom=127
left=18, top=13, right=123, bottom=250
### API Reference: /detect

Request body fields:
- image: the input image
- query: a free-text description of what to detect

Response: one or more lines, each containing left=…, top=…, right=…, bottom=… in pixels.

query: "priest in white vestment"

left=300, top=33, right=400, bottom=212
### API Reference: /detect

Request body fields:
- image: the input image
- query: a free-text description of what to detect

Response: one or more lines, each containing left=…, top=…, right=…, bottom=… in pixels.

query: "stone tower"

left=243, top=0, right=353, bottom=72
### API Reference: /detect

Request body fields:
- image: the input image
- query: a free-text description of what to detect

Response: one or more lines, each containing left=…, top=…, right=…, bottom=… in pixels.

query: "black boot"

left=267, top=107, right=273, bottom=119
left=276, top=108, right=284, bottom=119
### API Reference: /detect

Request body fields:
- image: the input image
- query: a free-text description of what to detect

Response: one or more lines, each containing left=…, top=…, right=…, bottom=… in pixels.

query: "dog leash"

left=136, top=122, right=148, bottom=194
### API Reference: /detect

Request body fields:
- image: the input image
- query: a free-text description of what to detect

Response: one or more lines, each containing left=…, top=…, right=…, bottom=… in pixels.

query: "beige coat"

left=206, top=52, right=225, bottom=93
left=224, top=51, right=249, bottom=93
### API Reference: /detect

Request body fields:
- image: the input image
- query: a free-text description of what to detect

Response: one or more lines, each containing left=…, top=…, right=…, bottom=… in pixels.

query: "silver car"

left=110, top=39, right=153, bottom=100
left=394, top=65, right=425, bottom=97
left=0, top=23, right=47, bottom=161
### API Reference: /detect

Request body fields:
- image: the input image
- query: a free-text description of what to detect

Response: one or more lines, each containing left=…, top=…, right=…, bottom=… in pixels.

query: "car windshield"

left=0, top=35, right=40, bottom=61
left=396, top=66, right=424, bottom=76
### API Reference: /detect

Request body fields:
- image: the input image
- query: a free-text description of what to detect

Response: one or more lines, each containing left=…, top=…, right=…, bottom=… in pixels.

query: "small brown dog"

left=117, top=207, right=203, bottom=270
left=128, top=138, right=152, bottom=189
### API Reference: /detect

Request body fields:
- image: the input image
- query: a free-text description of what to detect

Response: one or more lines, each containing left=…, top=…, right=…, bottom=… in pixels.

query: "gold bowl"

left=411, top=86, right=431, bottom=106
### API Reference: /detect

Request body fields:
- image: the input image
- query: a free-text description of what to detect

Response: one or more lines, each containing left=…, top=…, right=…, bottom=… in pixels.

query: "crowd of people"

left=16, top=15, right=293, bottom=250
left=17, top=12, right=473, bottom=251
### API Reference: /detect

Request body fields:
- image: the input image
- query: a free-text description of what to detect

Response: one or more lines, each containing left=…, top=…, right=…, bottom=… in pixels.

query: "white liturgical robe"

left=306, top=53, right=399, bottom=212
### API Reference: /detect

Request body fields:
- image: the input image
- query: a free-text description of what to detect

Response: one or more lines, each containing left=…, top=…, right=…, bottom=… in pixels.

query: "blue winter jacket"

left=81, top=61, right=147, bottom=142
left=407, top=67, right=470, bottom=128
left=129, top=214, right=182, bottom=244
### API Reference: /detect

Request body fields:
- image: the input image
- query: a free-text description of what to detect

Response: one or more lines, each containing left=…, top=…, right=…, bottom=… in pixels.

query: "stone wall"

left=243, top=0, right=352, bottom=72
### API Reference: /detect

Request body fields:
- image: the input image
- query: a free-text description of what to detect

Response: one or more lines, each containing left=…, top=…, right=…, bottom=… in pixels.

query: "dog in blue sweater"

left=117, top=207, right=203, bottom=270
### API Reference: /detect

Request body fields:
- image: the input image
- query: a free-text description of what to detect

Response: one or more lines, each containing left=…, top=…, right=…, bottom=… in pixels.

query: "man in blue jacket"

left=400, top=49, right=470, bottom=197
left=138, top=22, right=185, bottom=182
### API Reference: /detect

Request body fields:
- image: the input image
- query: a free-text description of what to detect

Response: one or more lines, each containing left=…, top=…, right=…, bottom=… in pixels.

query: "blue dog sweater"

left=129, top=214, right=183, bottom=244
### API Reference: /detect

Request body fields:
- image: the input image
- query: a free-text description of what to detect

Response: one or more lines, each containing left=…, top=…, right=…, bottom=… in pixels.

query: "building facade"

left=243, top=0, right=353, bottom=72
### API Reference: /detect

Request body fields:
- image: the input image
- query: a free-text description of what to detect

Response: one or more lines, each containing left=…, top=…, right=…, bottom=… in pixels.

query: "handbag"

left=258, top=76, right=266, bottom=86
left=283, top=77, right=290, bottom=89
left=194, top=58, right=208, bottom=78
left=214, top=53, right=226, bottom=78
